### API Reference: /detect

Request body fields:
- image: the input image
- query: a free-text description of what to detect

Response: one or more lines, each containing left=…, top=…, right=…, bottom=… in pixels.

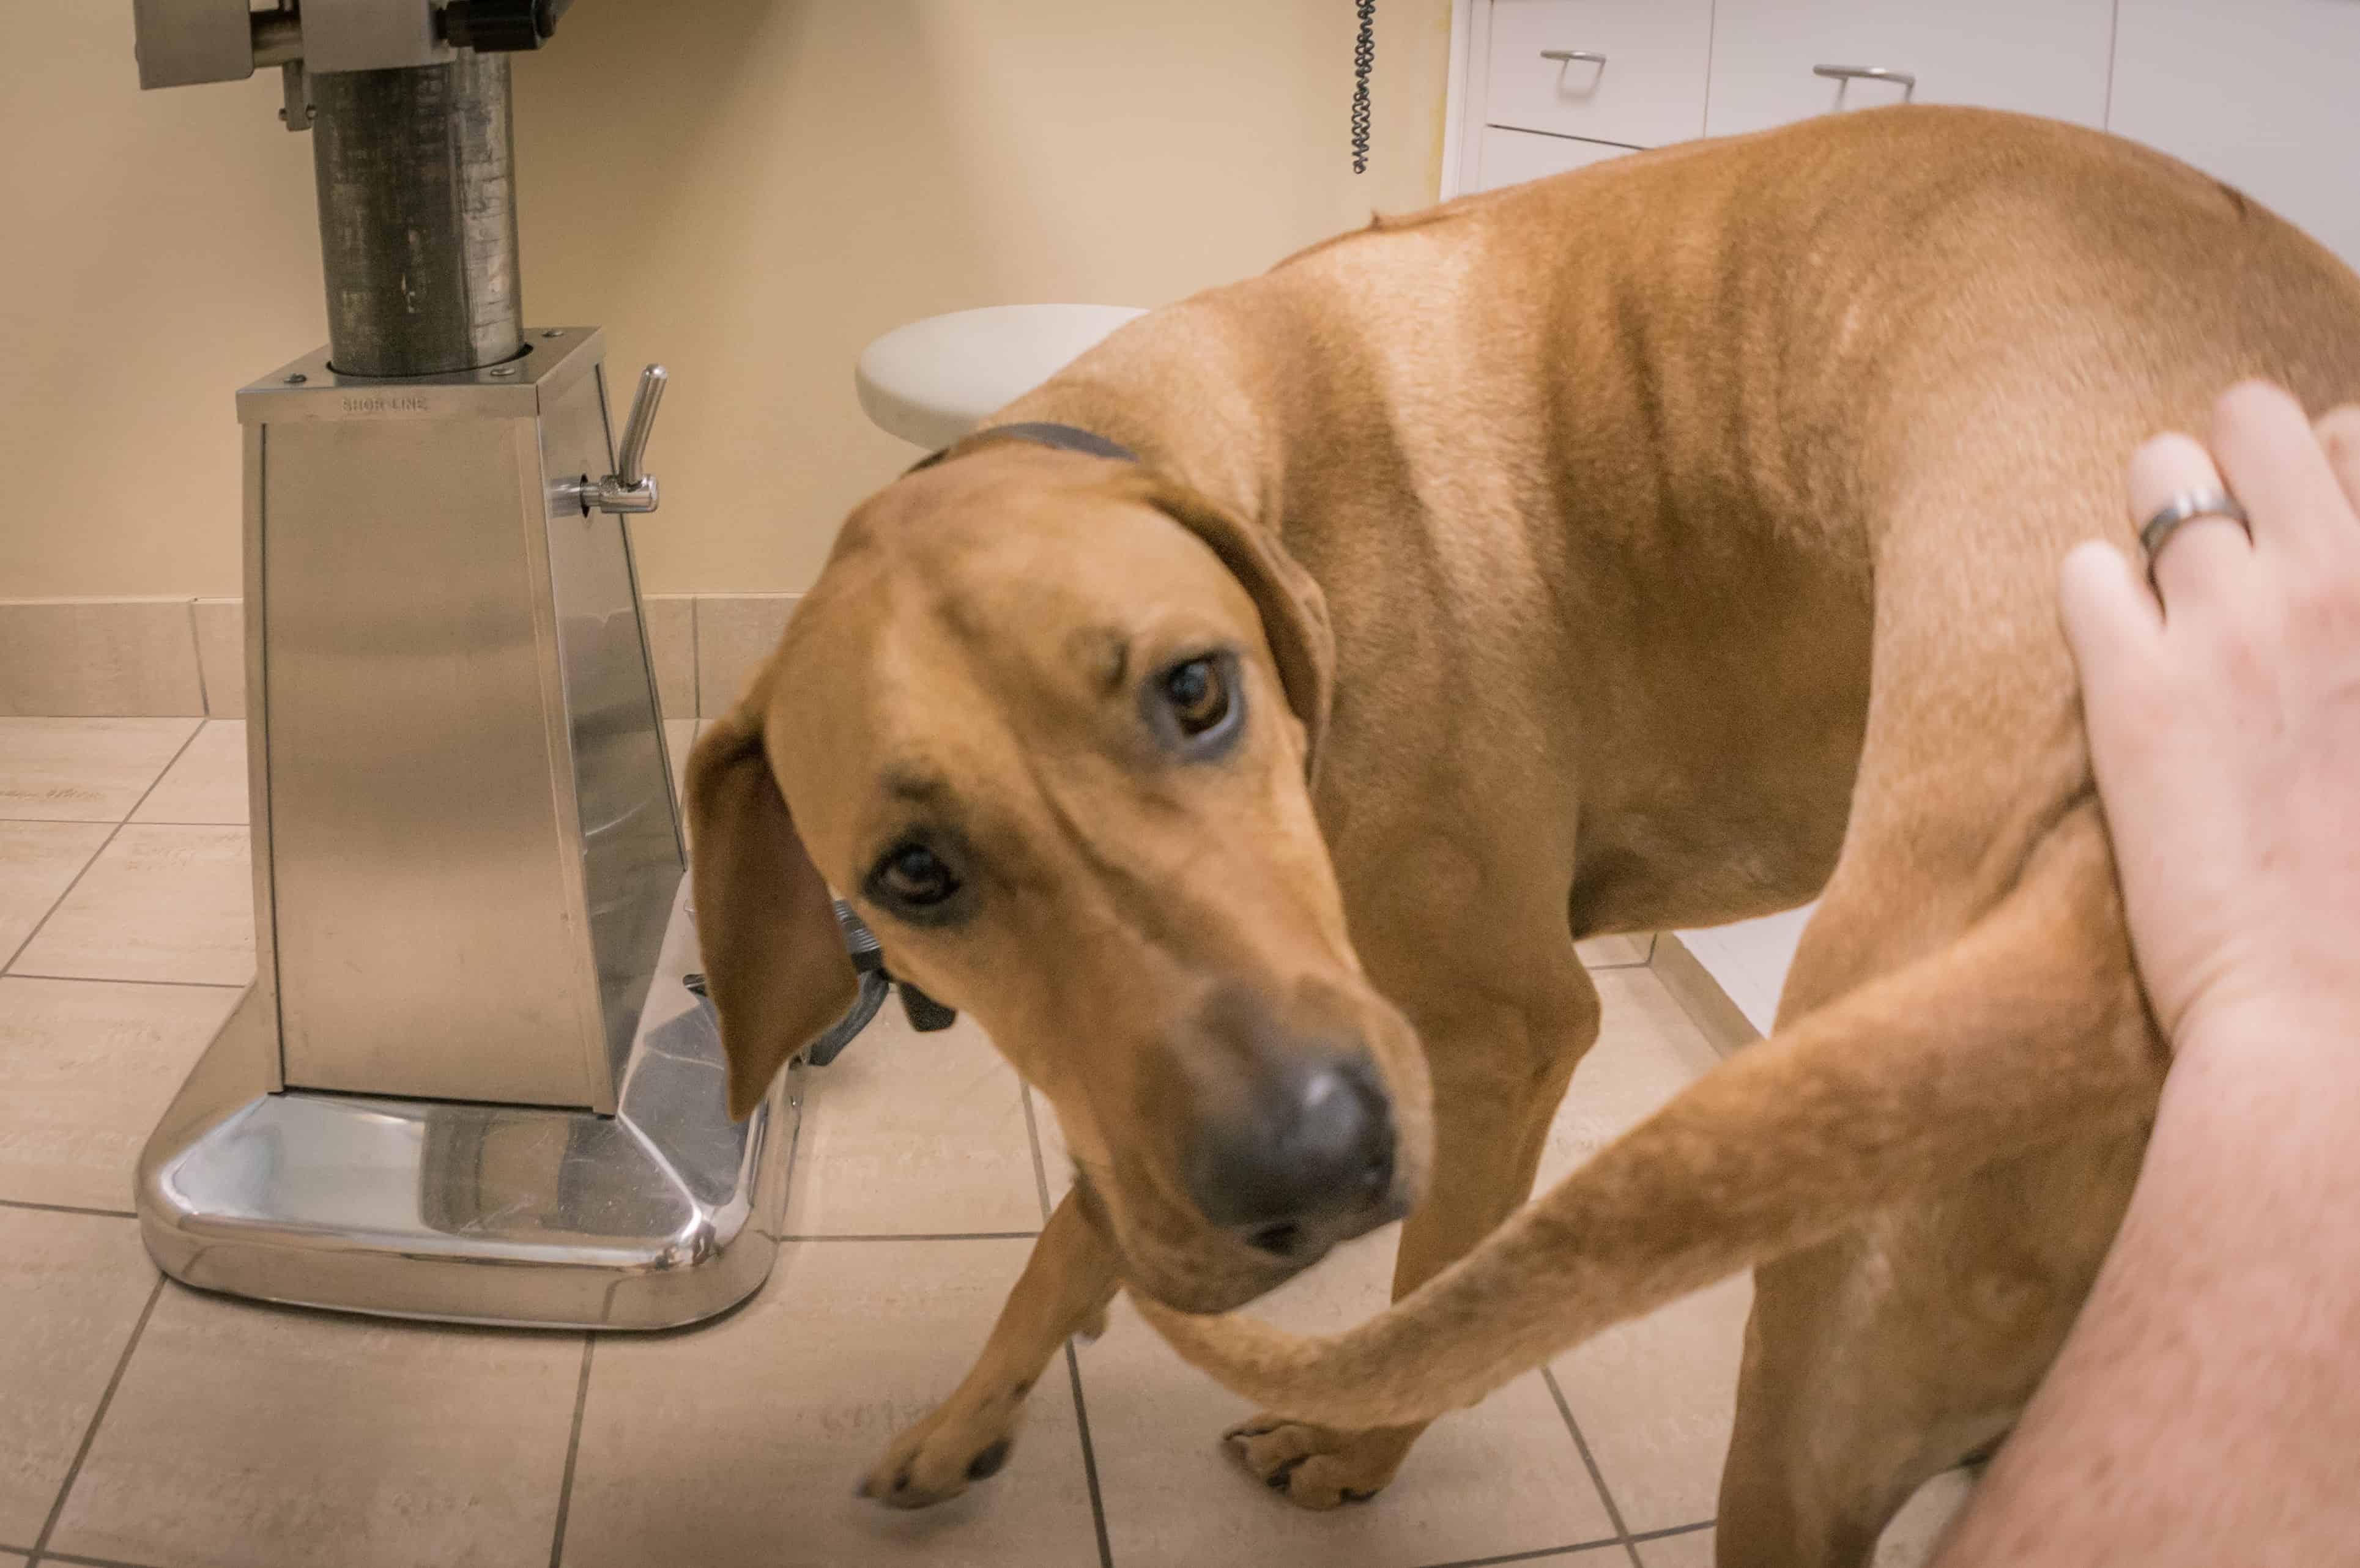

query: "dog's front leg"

left=1230, top=969, right=1602, bottom=1508
left=859, top=1189, right=1121, bottom=1508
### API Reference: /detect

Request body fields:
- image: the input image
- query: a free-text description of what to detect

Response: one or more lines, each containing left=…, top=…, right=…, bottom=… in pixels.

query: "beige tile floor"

left=0, top=717, right=1972, bottom=1568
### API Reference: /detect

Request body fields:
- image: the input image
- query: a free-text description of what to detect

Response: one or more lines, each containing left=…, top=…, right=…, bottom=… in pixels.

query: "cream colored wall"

left=1, top=0, right=1453, bottom=601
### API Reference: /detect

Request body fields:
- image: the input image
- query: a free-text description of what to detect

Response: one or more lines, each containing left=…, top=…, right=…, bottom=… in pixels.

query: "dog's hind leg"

left=1716, top=1127, right=2146, bottom=1568
left=1230, top=936, right=1605, bottom=1508
left=858, top=1190, right=1121, bottom=1507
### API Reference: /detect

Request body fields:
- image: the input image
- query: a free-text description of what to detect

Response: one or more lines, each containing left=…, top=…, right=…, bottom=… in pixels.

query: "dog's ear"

left=1142, top=476, right=1337, bottom=777
left=685, top=696, right=858, bottom=1121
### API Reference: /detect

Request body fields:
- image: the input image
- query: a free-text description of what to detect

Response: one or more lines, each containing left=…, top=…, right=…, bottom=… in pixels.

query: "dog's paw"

left=858, top=1401, right=1023, bottom=1511
left=1223, top=1415, right=1414, bottom=1511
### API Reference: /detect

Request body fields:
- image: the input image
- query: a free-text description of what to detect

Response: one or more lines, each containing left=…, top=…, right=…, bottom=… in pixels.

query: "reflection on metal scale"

left=128, top=0, right=852, bottom=1328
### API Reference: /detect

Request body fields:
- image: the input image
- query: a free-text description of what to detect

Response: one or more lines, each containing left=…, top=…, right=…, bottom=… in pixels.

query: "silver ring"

left=2139, top=489, right=2251, bottom=569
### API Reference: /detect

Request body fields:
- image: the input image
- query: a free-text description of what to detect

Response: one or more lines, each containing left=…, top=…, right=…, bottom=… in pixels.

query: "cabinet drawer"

left=1485, top=0, right=1712, bottom=150
left=2111, top=0, right=2360, bottom=272
left=1476, top=124, right=1636, bottom=191
left=1704, top=0, right=2113, bottom=139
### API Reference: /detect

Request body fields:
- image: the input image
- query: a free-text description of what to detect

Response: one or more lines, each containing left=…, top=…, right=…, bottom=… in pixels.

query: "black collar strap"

left=905, top=420, right=1139, bottom=475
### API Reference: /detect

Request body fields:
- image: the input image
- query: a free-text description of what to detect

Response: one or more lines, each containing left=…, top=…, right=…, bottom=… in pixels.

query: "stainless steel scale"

left=130, top=0, right=801, bottom=1329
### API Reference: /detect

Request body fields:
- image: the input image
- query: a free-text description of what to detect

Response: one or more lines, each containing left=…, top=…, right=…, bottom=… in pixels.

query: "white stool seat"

left=855, top=303, right=1146, bottom=449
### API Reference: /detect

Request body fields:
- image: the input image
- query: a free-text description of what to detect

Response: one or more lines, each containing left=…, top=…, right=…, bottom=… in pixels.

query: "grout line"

left=0, top=1199, right=138, bottom=1221
left=1, top=727, right=204, bottom=975
left=774, top=1231, right=1041, bottom=1243
left=1023, top=1087, right=1112, bottom=1568
left=29, top=1276, right=166, bottom=1561
left=1626, top=1520, right=1715, bottom=1546
left=3, top=974, right=246, bottom=991
left=1062, top=1339, right=1115, bottom=1568
left=546, top=1334, right=595, bottom=1568
left=1542, top=1367, right=1643, bottom=1567
left=185, top=600, right=209, bottom=718
left=1701, top=0, right=1718, bottom=139
left=1414, top=1536, right=1630, bottom=1568
left=29, top=1550, right=176, bottom=1568
left=2102, top=0, right=2121, bottom=128
left=1019, top=1086, right=1056, bottom=1223
left=0, top=820, right=242, bottom=830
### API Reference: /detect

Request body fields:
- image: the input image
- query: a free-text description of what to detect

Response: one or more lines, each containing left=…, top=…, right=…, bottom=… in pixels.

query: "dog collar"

left=905, top=421, right=1139, bottom=475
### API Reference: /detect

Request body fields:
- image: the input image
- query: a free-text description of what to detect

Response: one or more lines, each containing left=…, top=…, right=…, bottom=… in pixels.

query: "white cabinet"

left=2110, top=0, right=2360, bottom=270
left=1476, top=125, right=1635, bottom=190
left=1702, top=0, right=2116, bottom=139
left=1484, top=0, right=1713, bottom=150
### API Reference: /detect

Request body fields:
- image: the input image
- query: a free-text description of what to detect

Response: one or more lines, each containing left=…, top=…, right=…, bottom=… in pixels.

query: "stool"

left=856, top=303, right=1145, bottom=449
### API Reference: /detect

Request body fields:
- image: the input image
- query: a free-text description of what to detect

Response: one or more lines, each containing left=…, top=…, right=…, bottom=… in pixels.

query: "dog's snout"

left=1184, top=1053, right=1399, bottom=1257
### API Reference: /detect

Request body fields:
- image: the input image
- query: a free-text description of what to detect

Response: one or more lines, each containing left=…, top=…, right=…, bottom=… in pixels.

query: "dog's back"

left=1122, top=109, right=2360, bottom=1566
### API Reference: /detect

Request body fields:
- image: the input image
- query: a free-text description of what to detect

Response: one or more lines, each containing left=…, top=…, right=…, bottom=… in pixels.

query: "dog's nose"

left=1184, top=1054, right=1397, bottom=1258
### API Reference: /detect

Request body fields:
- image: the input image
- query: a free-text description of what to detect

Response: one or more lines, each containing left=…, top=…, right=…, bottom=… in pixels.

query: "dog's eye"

left=871, top=842, right=959, bottom=908
left=1162, top=656, right=1231, bottom=737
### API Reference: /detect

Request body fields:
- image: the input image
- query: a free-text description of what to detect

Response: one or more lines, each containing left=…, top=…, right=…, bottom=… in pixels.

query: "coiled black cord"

left=1352, top=0, right=1375, bottom=174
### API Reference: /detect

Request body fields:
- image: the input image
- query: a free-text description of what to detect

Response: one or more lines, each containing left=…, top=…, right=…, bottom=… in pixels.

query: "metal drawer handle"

left=1540, top=50, right=1607, bottom=65
left=1814, top=64, right=1917, bottom=92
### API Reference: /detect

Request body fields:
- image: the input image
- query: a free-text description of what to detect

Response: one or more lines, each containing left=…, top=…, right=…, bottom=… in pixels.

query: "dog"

left=685, top=105, right=2360, bottom=1565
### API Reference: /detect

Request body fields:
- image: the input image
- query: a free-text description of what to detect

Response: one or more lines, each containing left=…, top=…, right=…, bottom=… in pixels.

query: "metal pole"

left=310, top=51, right=522, bottom=377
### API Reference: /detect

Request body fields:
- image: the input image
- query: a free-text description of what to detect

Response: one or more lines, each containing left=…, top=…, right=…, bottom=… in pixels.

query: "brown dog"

left=686, top=105, right=2360, bottom=1564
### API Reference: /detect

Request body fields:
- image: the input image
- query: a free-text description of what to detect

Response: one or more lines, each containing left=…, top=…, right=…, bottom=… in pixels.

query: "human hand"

left=2058, top=381, right=2360, bottom=1050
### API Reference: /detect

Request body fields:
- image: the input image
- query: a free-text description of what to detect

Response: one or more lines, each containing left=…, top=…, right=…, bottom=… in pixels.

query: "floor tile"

left=1551, top=1274, right=1752, bottom=1533
left=0, top=822, right=112, bottom=963
left=1576, top=933, right=1654, bottom=967
left=0, top=718, right=198, bottom=823
left=1078, top=1231, right=1619, bottom=1568
left=0, top=1209, right=157, bottom=1545
left=1538, top=967, right=1744, bottom=1533
left=10, top=826, right=252, bottom=986
left=562, top=1237, right=1100, bottom=1568
left=1635, top=1525, right=1717, bottom=1567
left=784, top=1007, right=1044, bottom=1237
left=1538, top=968, right=1726, bottom=1189
left=0, top=977, right=239, bottom=1211
left=129, top=720, right=247, bottom=825
left=1878, top=1468, right=1975, bottom=1567
left=50, top=1287, right=582, bottom=1568
left=1028, top=1085, right=1078, bottom=1210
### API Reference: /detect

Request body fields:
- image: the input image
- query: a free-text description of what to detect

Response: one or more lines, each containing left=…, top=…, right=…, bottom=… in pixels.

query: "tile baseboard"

left=1648, top=932, right=1763, bottom=1057
left=0, top=594, right=801, bottom=722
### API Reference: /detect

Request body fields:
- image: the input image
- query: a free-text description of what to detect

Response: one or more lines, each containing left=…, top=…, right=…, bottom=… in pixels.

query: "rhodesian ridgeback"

left=685, top=106, right=2360, bottom=1565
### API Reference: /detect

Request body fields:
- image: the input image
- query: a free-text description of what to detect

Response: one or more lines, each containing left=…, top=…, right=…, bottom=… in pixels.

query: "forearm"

left=1934, top=1001, right=2360, bottom=1567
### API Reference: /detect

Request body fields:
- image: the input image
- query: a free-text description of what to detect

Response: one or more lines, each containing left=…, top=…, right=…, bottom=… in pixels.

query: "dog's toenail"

left=1266, top=1472, right=1291, bottom=1491
left=967, top=1439, right=1012, bottom=1481
left=1342, top=1488, right=1376, bottom=1503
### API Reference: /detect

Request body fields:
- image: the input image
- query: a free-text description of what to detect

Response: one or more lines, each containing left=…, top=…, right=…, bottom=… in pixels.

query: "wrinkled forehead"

left=762, top=473, right=1260, bottom=840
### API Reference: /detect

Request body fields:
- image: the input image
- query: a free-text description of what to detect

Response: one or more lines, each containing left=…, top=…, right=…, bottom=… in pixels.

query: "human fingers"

left=2208, top=380, right=2357, bottom=571
left=2314, top=405, right=2360, bottom=552
left=2058, top=539, right=2161, bottom=721
left=2128, top=431, right=2250, bottom=617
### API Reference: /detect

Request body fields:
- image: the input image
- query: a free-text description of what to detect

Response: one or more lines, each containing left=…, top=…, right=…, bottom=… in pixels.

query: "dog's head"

left=685, top=439, right=1431, bottom=1312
